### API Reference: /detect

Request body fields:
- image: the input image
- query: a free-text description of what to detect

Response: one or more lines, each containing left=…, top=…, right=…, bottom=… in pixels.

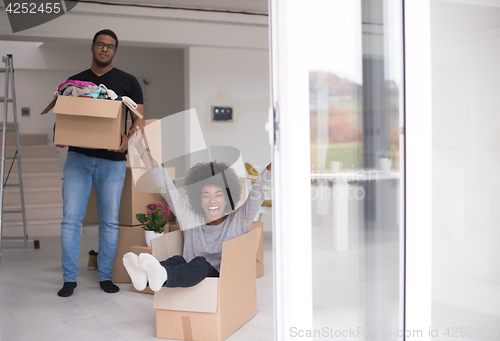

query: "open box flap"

left=154, top=278, right=219, bottom=313
left=249, top=223, right=264, bottom=263
left=52, top=96, right=122, bottom=118
left=220, top=228, right=260, bottom=275
left=40, top=97, right=57, bottom=115
left=123, top=100, right=143, bottom=119
left=219, top=230, right=259, bottom=339
left=151, top=229, right=183, bottom=261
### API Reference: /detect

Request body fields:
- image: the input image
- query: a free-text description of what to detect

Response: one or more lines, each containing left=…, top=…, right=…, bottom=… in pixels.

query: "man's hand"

left=108, top=132, right=129, bottom=153
left=267, top=163, right=272, bottom=172
left=53, top=123, right=68, bottom=148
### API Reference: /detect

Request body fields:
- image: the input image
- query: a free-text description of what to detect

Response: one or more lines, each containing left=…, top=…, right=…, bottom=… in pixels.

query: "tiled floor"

left=0, top=225, right=274, bottom=341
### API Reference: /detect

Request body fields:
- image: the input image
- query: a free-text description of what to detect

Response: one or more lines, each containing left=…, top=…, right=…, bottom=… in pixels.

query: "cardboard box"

left=249, top=221, right=264, bottom=278
left=83, top=167, right=176, bottom=225
left=152, top=228, right=261, bottom=341
left=83, top=119, right=175, bottom=225
left=130, top=245, right=154, bottom=294
left=169, top=223, right=181, bottom=232
left=112, top=226, right=147, bottom=283
left=162, top=221, right=262, bottom=278
left=41, top=95, right=138, bottom=150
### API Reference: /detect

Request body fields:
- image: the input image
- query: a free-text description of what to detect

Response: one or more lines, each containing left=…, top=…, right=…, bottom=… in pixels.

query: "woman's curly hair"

left=184, top=161, right=242, bottom=216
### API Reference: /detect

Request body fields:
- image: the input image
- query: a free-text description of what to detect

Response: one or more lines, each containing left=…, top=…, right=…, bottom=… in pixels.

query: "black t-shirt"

left=67, top=68, right=143, bottom=161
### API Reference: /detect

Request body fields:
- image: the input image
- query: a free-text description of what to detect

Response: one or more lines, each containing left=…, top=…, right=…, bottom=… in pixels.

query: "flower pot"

left=379, top=158, right=392, bottom=172
left=145, top=230, right=164, bottom=247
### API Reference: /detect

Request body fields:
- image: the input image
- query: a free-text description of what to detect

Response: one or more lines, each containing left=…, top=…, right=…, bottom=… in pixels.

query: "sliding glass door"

left=270, top=0, right=404, bottom=339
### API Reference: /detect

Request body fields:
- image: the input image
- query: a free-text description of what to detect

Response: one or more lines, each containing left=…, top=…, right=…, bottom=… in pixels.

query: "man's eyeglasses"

left=94, top=42, right=116, bottom=51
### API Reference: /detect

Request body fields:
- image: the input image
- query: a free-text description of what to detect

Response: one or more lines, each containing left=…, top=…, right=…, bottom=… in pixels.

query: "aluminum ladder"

left=0, top=54, right=35, bottom=265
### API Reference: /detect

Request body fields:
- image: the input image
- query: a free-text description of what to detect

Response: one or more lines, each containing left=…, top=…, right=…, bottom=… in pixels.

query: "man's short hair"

left=93, top=29, right=119, bottom=49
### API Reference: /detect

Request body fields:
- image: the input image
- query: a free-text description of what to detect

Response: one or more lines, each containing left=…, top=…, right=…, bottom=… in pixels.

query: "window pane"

left=308, top=0, right=403, bottom=339
left=431, top=0, right=500, bottom=339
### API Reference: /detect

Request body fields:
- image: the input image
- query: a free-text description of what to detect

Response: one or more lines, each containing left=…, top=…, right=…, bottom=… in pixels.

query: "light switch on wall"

left=212, top=106, right=233, bottom=122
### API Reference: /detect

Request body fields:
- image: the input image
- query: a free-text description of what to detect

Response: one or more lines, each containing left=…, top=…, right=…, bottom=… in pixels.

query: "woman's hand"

left=128, top=126, right=146, bottom=154
left=128, top=126, right=158, bottom=170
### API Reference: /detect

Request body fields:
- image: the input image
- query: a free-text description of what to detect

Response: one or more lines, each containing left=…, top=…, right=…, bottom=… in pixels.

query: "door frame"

left=269, top=0, right=433, bottom=339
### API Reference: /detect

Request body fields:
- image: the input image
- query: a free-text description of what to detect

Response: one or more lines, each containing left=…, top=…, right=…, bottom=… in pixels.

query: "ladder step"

left=1, top=239, right=36, bottom=249
left=4, top=209, right=23, bottom=214
left=0, top=128, right=15, bottom=132
left=0, top=98, right=13, bottom=103
left=5, top=183, right=20, bottom=187
left=0, top=68, right=7, bottom=72
left=4, top=156, right=17, bottom=159
left=2, top=236, right=28, bottom=240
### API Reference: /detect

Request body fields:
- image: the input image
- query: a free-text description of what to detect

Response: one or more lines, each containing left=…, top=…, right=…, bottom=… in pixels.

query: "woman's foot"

left=139, top=253, right=167, bottom=292
left=123, top=252, right=148, bottom=291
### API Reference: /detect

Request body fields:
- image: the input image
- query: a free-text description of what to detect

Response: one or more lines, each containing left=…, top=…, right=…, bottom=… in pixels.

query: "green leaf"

left=136, top=213, right=147, bottom=224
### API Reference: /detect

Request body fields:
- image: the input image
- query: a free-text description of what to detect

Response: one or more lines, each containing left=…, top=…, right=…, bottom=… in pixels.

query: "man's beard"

left=93, top=55, right=113, bottom=68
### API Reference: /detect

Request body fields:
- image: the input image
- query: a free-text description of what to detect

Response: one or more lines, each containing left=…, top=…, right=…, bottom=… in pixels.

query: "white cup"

left=330, top=161, right=342, bottom=172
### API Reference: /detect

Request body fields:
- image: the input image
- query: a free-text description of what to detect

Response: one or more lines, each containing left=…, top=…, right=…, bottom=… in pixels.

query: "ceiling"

left=81, top=0, right=269, bottom=15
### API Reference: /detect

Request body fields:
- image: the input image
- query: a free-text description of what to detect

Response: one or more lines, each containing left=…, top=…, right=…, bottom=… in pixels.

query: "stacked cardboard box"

left=77, top=119, right=174, bottom=282
left=83, top=167, right=175, bottom=226
left=169, top=223, right=180, bottom=232
left=112, top=226, right=147, bottom=283
left=83, top=118, right=175, bottom=226
left=151, top=228, right=262, bottom=341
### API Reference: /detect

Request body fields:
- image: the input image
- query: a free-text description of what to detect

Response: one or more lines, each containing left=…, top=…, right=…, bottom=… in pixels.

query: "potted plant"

left=378, top=153, right=393, bottom=171
left=136, top=202, right=171, bottom=247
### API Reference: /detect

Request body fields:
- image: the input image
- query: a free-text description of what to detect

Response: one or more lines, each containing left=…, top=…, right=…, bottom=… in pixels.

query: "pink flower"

left=147, top=210, right=154, bottom=215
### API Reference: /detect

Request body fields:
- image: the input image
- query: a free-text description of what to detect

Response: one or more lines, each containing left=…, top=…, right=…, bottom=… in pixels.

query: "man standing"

left=57, top=29, right=145, bottom=297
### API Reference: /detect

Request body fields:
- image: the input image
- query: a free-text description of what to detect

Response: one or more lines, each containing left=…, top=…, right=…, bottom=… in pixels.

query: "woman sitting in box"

left=123, top=128, right=271, bottom=291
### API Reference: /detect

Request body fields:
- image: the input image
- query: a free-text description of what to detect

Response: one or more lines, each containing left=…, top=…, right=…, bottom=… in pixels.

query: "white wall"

left=431, top=0, right=500, bottom=328
left=0, top=2, right=269, bottom=168
left=186, top=46, right=271, bottom=172
left=0, top=4, right=271, bottom=225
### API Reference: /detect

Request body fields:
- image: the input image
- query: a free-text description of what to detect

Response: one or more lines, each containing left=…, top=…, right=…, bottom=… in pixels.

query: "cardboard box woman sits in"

left=123, top=127, right=272, bottom=292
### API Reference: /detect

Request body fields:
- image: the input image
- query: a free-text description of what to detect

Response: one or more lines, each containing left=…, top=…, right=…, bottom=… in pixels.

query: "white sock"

left=139, top=253, right=168, bottom=292
left=123, top=252, right=148, bottom=291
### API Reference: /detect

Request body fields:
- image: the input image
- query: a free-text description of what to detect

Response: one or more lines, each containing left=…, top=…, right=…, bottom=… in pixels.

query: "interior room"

left=1, top=0, right=500, bottom=340
left=0, top=1, right=273, bottom=340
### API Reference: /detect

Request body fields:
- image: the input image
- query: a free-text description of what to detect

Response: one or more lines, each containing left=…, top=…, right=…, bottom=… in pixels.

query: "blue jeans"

left=61, top=151, right=126, bottom=282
